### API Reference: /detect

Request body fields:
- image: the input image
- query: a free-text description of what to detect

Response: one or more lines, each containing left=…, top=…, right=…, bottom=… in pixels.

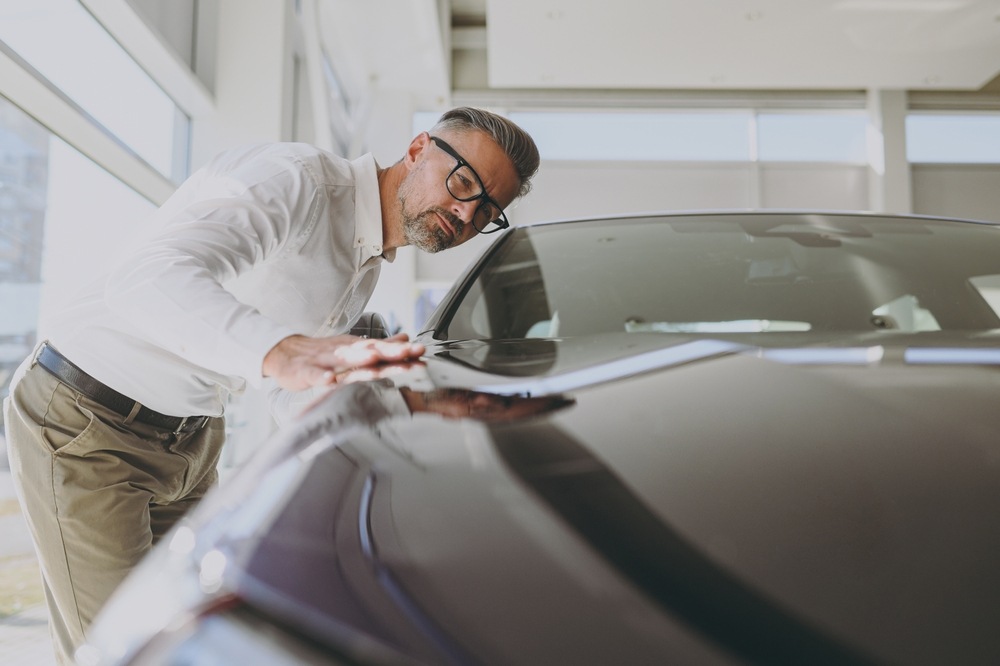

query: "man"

left=3, top=106, right=539, bottom=664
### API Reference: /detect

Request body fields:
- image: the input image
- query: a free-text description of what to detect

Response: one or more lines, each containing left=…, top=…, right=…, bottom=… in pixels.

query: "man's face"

left=398, top=130, right=520, bottom=253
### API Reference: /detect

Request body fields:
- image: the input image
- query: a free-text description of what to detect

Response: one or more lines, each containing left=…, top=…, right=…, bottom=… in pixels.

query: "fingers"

left=318, top=339, right=424, bottom=390
left=376, top=337, right=424, bottom=360
left=333, top=338, right=423, bottom=367
left=294, top=366, right=337, bottom=391
left=264, top=334, right=425, bottom=391
left=335, top=360, right=425, bottom=385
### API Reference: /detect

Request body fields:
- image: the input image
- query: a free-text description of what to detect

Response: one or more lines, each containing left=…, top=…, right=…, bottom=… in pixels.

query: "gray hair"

left=432, top=107, right=540, bottom=198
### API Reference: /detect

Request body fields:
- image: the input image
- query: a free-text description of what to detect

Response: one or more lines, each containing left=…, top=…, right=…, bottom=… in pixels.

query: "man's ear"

left=404, top=131, right=431, bottom=170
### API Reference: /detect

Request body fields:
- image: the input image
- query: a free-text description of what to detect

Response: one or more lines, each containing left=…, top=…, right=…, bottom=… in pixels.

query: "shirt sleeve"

left=102, top=149, right=316, bottom=385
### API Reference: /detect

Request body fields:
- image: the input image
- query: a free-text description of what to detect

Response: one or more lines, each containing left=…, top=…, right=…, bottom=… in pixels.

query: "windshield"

left=433, top=213, right=1000, bottom=341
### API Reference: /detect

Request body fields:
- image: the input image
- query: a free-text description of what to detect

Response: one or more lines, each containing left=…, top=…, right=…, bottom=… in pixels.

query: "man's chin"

left=404, top=220, right=453, bottom=253
left=420, top=240, right=447, bottom=254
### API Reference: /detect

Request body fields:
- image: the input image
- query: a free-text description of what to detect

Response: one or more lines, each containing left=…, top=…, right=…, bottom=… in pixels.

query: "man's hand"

left=262, top=333, right=425, bottom=390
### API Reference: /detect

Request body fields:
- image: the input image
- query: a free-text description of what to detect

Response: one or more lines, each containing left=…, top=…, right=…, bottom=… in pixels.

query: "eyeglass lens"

left=445, top=168, right=503, bottom=231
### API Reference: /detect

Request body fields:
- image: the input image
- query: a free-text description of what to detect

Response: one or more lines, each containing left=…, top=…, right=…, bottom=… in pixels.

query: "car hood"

left=213, top=332, right=1000, bottom=665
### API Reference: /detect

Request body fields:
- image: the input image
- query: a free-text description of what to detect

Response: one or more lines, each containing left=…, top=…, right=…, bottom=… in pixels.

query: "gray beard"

left=403, top=211, right=451, bottom=253
left=397, top=171, right=464, bottom=253
left=402, top=204, right=467, bottom=254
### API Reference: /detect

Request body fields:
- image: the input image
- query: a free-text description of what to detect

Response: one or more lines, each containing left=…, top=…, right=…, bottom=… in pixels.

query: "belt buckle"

left=173, top=416, right=207, bottom=436
left=172, top=416, right=191, bottom=436
left=181, top=415, right=209, bottom=435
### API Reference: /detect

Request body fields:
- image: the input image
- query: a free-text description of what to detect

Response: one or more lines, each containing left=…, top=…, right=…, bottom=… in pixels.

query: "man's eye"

left=480, top=203, right=499, bottom=221
left=449, top=175, right=475, bottom=198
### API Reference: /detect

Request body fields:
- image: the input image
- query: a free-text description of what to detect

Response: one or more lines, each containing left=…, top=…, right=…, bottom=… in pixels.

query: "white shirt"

left=44, top=143, right=393, bottom=418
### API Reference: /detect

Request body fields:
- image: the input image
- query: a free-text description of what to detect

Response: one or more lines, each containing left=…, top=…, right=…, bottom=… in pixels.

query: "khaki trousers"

left=3, top=357, right=225, bottom=666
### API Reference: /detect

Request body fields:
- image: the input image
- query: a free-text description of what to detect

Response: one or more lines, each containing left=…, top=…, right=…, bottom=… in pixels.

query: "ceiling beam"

left=0, top=41, right=175, bottom=204
left=78, top=0, right=215, bottom=117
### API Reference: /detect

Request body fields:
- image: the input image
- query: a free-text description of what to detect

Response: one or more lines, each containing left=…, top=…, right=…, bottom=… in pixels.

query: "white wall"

left=189, top=0, right=296, bottom=168
left=357, top=91, right=421, bottom=335
left=516, top=162, right=757, bottom=221
left=760, top=164, right=869, bottom=211
left=912, top=164, right=1000, bottom=222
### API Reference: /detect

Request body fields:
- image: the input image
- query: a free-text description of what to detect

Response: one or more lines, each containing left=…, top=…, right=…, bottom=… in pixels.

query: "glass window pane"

left=757, top=113, right=867, bottom=162
left=0, top=0, right=186, bottom=177
left=40, top=138, right=158, bottom=318
left=1, top=94, right=160, bottom=621
left=441, top=214, right=1000, bottom=340
left=906, top=114, right=1000, bottom=163
left=1, top=94, right=156, bottom=413
left=0, top=98, right=48, bottom=387
left=509, top=111, right=753, bottom=161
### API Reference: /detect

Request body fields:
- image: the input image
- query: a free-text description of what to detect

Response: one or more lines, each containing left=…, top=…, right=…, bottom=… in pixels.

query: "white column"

left=867, top=88, right=912, bottom=214
left=186, top=1, right=297, bottom=457
left=189, top=0, right=296, bottom=168
left=364, top=91, right=421, bottom=335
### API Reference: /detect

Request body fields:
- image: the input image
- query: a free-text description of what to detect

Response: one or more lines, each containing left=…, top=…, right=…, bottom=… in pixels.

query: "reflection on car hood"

left=417, top=330, right=1000, bottom=394
left=209, top=332, right=1000, bottom=665
left=402, top=332, right=999, bottom=663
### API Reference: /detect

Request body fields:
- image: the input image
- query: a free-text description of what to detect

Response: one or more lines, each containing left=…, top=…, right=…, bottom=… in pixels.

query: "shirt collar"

left=352, top=153, right=395, bottom=263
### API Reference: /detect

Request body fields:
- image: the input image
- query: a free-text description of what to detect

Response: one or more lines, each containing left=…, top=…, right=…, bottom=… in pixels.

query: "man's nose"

left=451, top=198, right=479, bottom=225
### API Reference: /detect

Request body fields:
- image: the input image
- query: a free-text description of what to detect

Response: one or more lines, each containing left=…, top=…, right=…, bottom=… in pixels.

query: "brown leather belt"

left=35, top=342, right=209, bottom=435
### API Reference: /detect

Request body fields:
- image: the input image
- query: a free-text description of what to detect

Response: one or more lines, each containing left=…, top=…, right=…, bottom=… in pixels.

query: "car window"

left=440, top=215, right=1000, bottom=340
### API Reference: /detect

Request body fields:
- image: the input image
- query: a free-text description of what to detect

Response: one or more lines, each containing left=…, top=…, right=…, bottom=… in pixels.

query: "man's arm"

left=103, top=150, right=317, bottom=385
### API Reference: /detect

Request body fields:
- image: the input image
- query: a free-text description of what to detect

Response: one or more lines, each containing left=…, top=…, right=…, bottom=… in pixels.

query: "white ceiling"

left=317, top=0, right=1000, bottom=109
left=315, top=0, right=450, bottom=108
left=487, top=0, right=1000, bottom=91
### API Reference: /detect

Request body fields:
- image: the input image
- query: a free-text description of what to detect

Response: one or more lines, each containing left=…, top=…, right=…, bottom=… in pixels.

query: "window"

left=0, top=0, right=188, bottom=178
left=907, top=113, right=1000, bottom=163
left=440, top=214, right=1000, bottom=341
left=508, top=111, right=753, bottom=161
left=416, top=109, right=869, bottom=164
left=757, top=112, right=867, bottom=163
left=0, top=96, right=155, bottom=423
left=0, top=97, right=49, bottom=403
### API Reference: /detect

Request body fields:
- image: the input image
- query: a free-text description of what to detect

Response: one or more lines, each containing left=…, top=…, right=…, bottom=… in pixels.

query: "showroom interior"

left=1, top=0, right=999, bottom=663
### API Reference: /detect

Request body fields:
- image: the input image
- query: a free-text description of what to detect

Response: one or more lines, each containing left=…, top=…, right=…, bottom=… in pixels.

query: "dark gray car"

left=80, top=212, right=1000, bottom=666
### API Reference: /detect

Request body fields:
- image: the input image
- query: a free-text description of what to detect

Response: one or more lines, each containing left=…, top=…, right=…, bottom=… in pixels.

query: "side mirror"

left=350, top=312, right=392, bottom=339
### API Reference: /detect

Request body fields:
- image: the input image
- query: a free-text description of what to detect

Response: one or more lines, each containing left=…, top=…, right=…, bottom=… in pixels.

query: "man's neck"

left=377, top=163, right=407, bottom=252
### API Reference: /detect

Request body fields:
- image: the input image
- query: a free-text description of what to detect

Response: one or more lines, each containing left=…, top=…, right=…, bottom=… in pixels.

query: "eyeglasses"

left=429, top=135, right=510, bottom=234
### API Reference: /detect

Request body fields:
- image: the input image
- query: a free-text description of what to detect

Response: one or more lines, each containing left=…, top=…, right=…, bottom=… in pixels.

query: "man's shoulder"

left=221, top=141, right=344, bottom=165
left=204, top=142, right=361, bottom=186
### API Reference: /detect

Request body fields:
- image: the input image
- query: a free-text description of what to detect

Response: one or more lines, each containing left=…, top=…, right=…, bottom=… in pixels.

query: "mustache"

left=432, top=207, right=465, bottom=235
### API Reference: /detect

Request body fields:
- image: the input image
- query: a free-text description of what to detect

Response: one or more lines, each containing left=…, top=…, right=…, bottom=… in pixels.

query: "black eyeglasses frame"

left=428, top=135, right=510, bottom=235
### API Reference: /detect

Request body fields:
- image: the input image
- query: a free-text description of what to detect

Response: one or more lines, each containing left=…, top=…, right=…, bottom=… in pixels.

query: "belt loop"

left=123, top=401, right=142, bottom=426
left=30, top=341, right=47, bottom=369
